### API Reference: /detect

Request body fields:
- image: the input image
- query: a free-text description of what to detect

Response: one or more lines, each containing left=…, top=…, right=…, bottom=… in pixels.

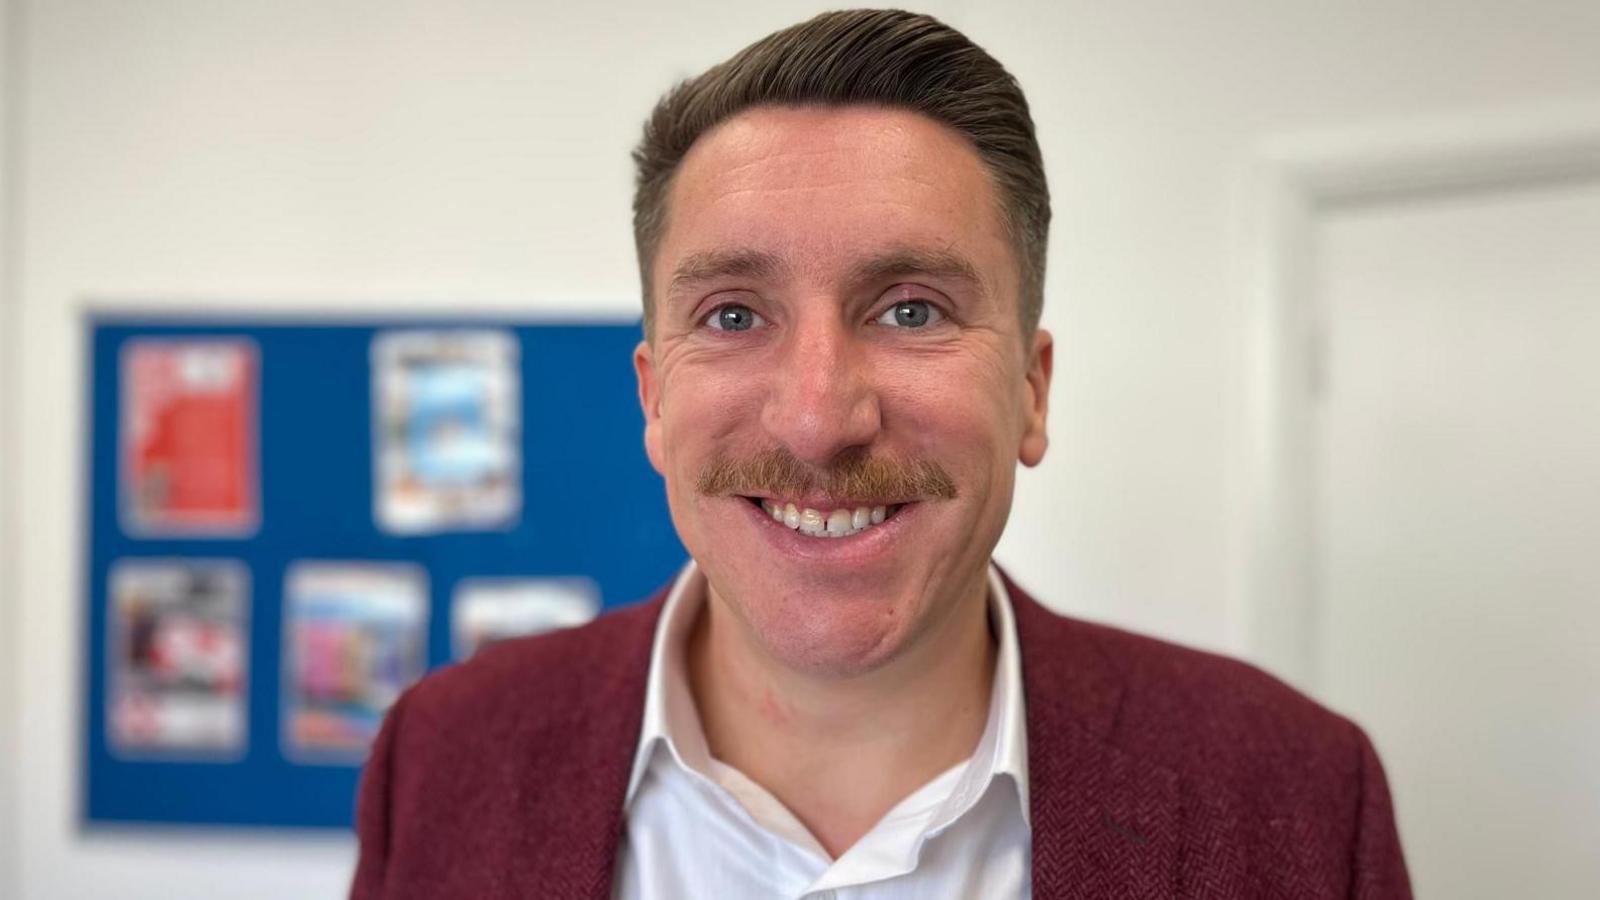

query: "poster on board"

left=108, top=559, right=249, bottom=759
left=120, top=338, right=259, bottom=536
left=451, top=577, right=600, bottom=660
left=372, top=329, right=520, bottom=534
left=281, top=561, right=428, bottom=762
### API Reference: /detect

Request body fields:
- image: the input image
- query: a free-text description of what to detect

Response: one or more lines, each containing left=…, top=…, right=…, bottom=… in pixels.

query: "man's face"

left=635, top=105, right=1051, bottom=676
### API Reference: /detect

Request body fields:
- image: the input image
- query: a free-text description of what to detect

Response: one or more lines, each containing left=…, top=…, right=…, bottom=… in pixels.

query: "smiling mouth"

left=744, top=496, right=907, bottom=538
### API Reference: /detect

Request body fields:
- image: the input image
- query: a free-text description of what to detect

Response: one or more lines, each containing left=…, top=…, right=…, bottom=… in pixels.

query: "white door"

left=1309, top=178, right=1600, bottom=898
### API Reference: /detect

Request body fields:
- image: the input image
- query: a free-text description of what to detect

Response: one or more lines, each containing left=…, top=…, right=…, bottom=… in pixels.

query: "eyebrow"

left=665, top=244, right=987, bottom=302
left=668, top=249, right=784, bottom=296
left=847, top=247, right=984, bottom=292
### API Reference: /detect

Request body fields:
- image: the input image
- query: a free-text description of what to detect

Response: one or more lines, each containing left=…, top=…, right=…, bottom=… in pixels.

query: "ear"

left=1018, top=328, right=1053, bottom=467
left=634, top=339, right=667, bottom=476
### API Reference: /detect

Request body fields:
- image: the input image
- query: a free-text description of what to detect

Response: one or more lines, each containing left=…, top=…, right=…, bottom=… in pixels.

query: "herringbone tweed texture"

left=350, top=573, right=1411, bottom=899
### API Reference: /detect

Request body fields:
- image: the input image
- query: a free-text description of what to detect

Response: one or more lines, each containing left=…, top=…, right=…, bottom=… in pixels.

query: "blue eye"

left=876, top=300, right=944, bottom=328
left=704, top=304, right=766, bottom=332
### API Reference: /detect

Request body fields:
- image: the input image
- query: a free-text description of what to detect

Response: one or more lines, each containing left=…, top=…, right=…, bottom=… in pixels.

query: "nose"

left=760, top=311, right=882, bottom=466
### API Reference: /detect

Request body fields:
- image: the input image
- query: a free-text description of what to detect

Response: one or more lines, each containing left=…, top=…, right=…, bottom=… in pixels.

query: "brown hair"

left=631, top=8, right=1050, bottom=337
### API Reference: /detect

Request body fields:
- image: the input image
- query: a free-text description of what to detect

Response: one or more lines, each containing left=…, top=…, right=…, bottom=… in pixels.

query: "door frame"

left=1227, top=103, right=1600, bottom=688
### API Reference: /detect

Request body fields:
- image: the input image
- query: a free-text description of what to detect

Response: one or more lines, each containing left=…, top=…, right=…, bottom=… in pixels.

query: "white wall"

left=7, top=1, right=1600, bottom=897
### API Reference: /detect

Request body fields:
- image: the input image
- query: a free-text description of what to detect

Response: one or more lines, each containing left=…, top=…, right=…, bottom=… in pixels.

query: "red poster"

left=121, top=339, right=259, bottom=535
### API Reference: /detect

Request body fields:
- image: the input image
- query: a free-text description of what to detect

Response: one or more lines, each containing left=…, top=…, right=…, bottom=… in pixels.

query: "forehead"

left=656, top=105, right=1012, bottom=292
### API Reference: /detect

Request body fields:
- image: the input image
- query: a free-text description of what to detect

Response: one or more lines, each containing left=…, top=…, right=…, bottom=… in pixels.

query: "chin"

left=710, top=570, right=925, bottom=678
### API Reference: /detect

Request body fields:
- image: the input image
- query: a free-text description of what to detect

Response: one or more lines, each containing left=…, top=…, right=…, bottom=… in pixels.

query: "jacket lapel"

left=1005, top=571, right=1186, bottom=899
left=513, top=591, right=666, bottom=900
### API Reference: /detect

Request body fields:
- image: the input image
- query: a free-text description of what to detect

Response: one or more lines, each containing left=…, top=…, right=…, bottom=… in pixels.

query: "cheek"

left=657, top=360, right=766, bottom=481
left=878, top=355, right=1021, bottom=477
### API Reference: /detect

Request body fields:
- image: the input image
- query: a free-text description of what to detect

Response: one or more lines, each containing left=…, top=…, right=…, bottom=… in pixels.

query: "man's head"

left=632, top=10, right=1053, bottom=678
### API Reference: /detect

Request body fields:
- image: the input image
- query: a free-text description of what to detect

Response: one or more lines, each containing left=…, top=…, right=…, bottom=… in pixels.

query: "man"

left=351, top=9, right=1411, bottom=899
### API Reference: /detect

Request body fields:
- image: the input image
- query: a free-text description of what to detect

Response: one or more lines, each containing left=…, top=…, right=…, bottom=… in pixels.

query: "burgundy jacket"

left=351, top=573, right=1411, bottom=898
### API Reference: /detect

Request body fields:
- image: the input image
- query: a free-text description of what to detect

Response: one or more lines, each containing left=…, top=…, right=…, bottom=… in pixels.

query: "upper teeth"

left=761, top=500, right=892, bottom=538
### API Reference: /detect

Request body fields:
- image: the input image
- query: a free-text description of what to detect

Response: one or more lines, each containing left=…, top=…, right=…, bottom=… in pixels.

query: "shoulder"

left=355, top=592, right=668, bottom=892
left=1009, top=580, right=1368, bottom=804
left=1083, top=617, right=1360, bottom=788
left=392, top=594, right=664, bottom=749
left=1009, top=580, right=1411, bottom=892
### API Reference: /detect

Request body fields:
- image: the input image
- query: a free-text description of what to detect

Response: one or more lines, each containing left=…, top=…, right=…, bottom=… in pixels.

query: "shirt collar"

left=623, top=561, right=1031, bottom=826
left=625, top=562, right=713, bottom=801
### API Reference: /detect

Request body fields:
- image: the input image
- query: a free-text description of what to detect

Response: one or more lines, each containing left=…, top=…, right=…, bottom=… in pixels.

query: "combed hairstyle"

left=631, top=8, right=1050, bottom=337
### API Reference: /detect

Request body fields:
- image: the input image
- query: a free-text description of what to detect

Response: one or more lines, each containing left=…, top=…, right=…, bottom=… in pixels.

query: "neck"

left=686, top=569, right=996, bottom=859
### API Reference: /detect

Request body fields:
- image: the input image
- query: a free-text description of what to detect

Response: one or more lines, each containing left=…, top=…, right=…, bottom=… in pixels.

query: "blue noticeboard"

left=84, top=317, right=686, bottom=828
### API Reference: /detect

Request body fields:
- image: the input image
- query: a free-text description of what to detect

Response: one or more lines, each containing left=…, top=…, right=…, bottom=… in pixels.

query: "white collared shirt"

left=613, top=562, right=1032, bottom=900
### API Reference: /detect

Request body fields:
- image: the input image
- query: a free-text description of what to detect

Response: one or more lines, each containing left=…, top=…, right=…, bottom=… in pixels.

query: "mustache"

left=696, top=447, right=957, bottom=503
